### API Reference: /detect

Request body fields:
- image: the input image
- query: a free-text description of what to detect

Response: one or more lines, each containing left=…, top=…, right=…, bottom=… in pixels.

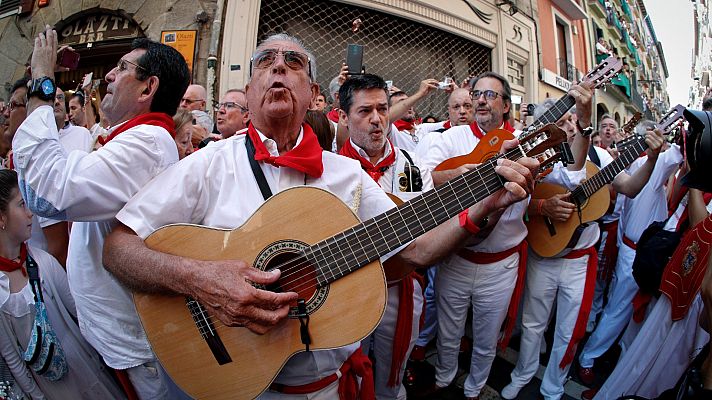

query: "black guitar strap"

left=588, top=144, right=602, bottom=168
left=244, top=134, right=274, bottom=201
left=244, top=134, right=312, bottom=351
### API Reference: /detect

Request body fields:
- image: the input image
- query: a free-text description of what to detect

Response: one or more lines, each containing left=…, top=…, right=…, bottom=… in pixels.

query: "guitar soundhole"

left=253, top=240, right=330, bottom=318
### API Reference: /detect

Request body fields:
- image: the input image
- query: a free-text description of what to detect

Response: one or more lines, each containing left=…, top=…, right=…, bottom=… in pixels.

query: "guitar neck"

left=311, top=148, right=523, bottom=286
left=571, top=139, right=646, bottom=204
left=530, top=95, right=576, bottom=129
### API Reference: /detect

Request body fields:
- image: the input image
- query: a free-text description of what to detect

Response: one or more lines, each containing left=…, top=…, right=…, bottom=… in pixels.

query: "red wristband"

left=459, top=208, right=481, bottom=235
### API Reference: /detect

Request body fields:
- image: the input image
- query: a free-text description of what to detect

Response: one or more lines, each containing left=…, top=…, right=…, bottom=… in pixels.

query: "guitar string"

left=188, top=142, right=559, bottom=331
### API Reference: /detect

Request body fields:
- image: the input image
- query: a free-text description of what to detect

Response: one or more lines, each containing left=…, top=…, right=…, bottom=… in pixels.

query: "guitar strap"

left=245, top=133, right=274, bottom=200
left=244, top=134, right=312, bottom=351
left=588, top=144, right=601, bottom=168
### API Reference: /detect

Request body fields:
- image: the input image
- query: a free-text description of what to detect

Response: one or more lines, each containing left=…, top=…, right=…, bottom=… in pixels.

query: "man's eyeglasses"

left=250, top=49, right=312, bottom=79
left=471, top=90, right=503, bottom=101
left=116, top=58, right=146, bottom=73
left=215, top=102, right=249, bottom=113
left=8, top=101, right=26, bottom=111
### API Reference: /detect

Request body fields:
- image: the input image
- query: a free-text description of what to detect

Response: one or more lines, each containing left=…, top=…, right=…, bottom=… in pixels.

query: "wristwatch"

left=28, top=76, right=56, bottom=102
left=576, top=120, right=595, bottom=137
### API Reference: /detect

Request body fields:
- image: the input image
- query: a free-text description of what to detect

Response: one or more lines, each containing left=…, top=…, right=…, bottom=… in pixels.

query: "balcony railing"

left=557, top=59, right=579, bottom=82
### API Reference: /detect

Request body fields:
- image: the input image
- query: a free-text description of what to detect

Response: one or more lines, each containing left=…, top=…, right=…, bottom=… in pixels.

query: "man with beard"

left=102, top=34, right=539, bottom=399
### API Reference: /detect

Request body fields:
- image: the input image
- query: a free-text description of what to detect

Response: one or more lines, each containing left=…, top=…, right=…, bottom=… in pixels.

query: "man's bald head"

left=447, top=88, right=475, bottom=126
left=181, top=84, right=207, bottom=111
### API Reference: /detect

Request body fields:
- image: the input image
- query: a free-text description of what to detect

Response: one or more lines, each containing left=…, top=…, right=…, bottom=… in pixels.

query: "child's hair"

left=0, top=170, right=19, bottom=213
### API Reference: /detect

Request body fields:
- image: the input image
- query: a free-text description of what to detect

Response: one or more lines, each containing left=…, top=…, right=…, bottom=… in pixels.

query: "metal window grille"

left=257, top=0, right=491, bottom=119
left=0, top=0, right=21, bottom=19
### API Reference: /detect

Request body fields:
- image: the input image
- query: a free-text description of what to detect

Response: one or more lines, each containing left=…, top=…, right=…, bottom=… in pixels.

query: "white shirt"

left=420, top=124, right=528, bottom=253
left=618, top=145, right=683, bottom=243
left=12, top=105, right=179, bottom=369
left=389, top=121, right=445, bottom=153
left=116, top=130, right=398, bottom=385
left=663, top=193, right=712, bottom=232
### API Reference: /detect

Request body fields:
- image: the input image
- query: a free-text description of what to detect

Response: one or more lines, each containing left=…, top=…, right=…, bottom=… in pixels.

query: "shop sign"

left=541, top=68, right=572, bottom=92
left=161, top=30, right=198, bottom=74
left=59, top=13, right=140, bottom=45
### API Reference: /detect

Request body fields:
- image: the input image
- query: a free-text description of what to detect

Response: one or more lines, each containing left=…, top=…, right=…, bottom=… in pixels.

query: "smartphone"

left=346, top=44, right=364, bottom=75
left=57, top=48, right=80, bottom=70
left=385, top=80, right=393, bottom=90
left=82, top=72, right=93, bottom=89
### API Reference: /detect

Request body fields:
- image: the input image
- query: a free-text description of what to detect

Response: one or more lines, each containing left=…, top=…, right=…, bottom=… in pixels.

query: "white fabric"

left=388, top=122, right=444, bottom=154
left=117, top=131, right=398, bottom=386
left=509, top=251, right=591, bottom=399
left=663, top=192, right=712, bottom=232
left=12, top=105, right=179, bottom=370
left=434, top=253, right=519, bottom=397
left=580, top=146, right=683, bottom=368
left=420, top=124, right=528, bottom=253
left=594, top=295, right=709, bottom=399
left=329, top=119, right=338, bottom=153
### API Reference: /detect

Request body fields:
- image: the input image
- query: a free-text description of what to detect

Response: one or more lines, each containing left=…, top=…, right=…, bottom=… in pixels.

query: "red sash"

left=660, top=215, right=712, bottom=321
left=339, top=140, right=396, bottom=183
left=560, top=246, right=598, bottom=368
left=98, top=112, right=176, bottom=145
left=456, top=241, right=528, bottom=350
left=622, top=234, right=637, bottom=250
left=387, top=272, right=425, bottom=387
left=599, top=220, right=619, bottom=282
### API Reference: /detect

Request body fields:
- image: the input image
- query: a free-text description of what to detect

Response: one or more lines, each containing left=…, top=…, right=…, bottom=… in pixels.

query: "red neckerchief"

left=393, top=119, right=414, bottom=132
left=246, top=122, right=324, bottom=178
left=469, top=120, right=514, bottom=138
left=0, top=243, right=27, bottom=277
left=98, top=112, right=176, bottom=145
left=339, top=139, right=396, bottom=184
left=326, top=108, right=340, bottom=123
left=442, top=120, right=452, bottom=130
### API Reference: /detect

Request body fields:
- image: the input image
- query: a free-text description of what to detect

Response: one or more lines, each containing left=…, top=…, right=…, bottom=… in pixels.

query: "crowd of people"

left=0, top=23, right=711, bottom=400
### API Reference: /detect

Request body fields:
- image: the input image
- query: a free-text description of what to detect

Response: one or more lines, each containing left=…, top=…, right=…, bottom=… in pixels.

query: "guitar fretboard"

left=529, top=95, right=576, bottom=130
left=305, top=148, right=523, bottom=286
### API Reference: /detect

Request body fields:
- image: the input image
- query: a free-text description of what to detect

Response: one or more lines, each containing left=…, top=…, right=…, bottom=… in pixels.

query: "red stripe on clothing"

left=559, top=246, right=598, bottom=368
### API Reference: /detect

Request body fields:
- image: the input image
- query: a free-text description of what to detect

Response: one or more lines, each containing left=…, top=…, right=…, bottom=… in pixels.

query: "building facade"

left=690, top=0, right=711, bottom=109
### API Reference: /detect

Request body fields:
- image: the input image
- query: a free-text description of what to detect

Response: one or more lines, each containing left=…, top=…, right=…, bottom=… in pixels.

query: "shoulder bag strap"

left=245, top=134, right=274, bottom=201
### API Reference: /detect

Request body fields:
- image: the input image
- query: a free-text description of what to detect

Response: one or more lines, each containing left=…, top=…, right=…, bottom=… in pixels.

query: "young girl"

left=0, top=170, right=125, bottom=399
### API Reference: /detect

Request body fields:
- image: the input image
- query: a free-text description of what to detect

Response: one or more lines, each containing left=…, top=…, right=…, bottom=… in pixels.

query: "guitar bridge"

left=186, top=297, right=232, bottom=365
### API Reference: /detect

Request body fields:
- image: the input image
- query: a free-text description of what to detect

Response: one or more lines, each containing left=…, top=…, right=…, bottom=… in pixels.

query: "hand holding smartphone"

left=346, top=44, right=364, bottom=75
left=57, top=47, right=80, bottom=70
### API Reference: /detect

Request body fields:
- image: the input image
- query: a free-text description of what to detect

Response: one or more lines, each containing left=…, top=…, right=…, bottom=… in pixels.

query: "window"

left=507, top=58, right=525, bottom=87
left=0, top=0, right=21, bottom=19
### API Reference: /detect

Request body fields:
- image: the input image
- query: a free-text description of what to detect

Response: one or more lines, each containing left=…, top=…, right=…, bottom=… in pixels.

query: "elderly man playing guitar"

left=103, top=34, right=541, bottom=399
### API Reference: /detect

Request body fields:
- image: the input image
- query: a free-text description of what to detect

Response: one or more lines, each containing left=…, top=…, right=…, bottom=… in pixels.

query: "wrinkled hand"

left=569, top=81, right=594, bottom=127
left=337, top=63, right=349, bottom=86
left=31, top=25, right=58, bottom=79
left=455, top=163, right=479, bottom=177
left=460, top=75, right=475, bottom=89
left=191, top=260, right=298, bottom=335
left=388, top=85, right=401, bottom=95
left=607, top=147, right=619, bottom=159
left=541, top=193, right=575, bottom=222
left=644, top=128, right=665, bottom=160
left=416, top=79, right=440, bottom=97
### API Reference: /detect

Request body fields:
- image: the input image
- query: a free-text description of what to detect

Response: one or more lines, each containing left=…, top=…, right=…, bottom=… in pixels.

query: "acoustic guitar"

left=134, top=125, right=567, bottom=400
left=527, top=105, right=686, bottom=257
left=434, top=56, right=623, bottom=172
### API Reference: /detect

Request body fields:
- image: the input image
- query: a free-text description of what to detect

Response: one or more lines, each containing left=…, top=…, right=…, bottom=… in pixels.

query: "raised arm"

left=388, top=79, right=439, bottom=122
left=612, top=128, right=666, bottom=197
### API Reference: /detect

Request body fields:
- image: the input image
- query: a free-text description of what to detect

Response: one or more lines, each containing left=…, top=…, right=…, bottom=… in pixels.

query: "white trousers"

left=594, top=295, right=710, bottom=399
left=362, top=278, right=424, bottom=400
left=415, top=267, right=437, bottom=347
left=259, top=380, right=340, bottom=400
left=434, top=253, right=518, bottom=397
left=126, top=360, right=193, bottom=400
left=509, top=251, right=590, bottom=400
left=579, top=244, right=637, bottom=368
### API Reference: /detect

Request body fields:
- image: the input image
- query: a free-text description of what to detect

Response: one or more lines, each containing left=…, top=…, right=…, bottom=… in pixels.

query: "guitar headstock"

left=614, top=112, right=643, bottom=149
left=516, top=123, right=568, bottom=172
left=582, top=56, right=623, bottom=89
left=657, top=104, right=686, bottom=134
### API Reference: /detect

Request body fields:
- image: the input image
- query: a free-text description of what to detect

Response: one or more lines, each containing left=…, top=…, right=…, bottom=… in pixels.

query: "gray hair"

left=329, top=76, right=341, bottom=101
left=251, top=33, right=317, bottom=82
left=191, top=110, right=213, bottom=133
left=633, top=119, right=655, bottom=136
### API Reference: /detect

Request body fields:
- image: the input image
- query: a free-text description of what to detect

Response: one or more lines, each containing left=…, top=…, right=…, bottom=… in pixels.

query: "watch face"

left=40, top=79, right=54, bottom=96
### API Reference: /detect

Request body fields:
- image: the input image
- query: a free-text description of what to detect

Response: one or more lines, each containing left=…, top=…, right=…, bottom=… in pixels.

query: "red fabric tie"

left=560, top=246, right=598, bottom=368
left=387, top=272, right=425, bottom=387
left=327, top=108, right=340, bottom=123
left=469, top=120, right=515, bottom=139
left=0, top=243, right=27, bottom=277
left=455, top=242, right=527, bottom=350
left=394, top=119, right=414, bottom=132
left=442, top=120, right=452, bottom=130
left=599, top=220, right=619, bottom=282
left=338, top=348, right=376, bottom=400
left=660, top=215, right=712, bottom=321
left=339, top=140, right=396, bottom=183
left=247, top=122, right=324, bottom=178
left=98, top=112, right=176, bottom=145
